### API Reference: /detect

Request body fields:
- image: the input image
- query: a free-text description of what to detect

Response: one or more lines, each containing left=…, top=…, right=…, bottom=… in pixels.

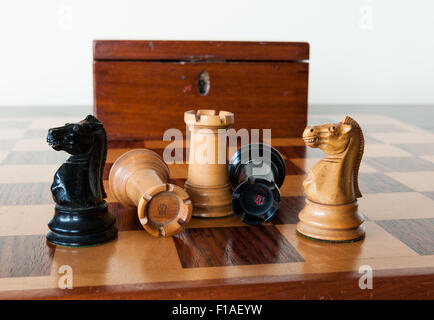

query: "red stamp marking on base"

left=254, top=194, right=265, bottom=206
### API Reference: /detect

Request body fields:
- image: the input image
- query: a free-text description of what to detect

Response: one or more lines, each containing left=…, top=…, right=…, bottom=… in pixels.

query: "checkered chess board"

left=0, top=110, right=433, bottom=299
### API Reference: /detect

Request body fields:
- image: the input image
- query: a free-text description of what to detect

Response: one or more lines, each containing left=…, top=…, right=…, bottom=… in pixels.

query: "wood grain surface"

left=376, top=219, right=434, bottom=255
left=93, top=40, right=309, bottom=141
left=93, top=40, right=309, bottom=61
left=173, top=226, right=304, bottom=268
left=94, top=61, right=308, bottom=140
left=0, top=108, right=433, bottom=300
left=0, top=235, right=55, bottom=278
left=2, top=268, right=433, bottom=300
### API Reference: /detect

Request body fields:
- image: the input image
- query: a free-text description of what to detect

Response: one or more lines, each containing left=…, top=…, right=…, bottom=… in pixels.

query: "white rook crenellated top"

left=184, top=110, right=234, bottom=128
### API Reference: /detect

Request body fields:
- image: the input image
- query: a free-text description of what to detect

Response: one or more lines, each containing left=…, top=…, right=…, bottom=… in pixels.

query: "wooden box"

left=93, top=40, right=309, bottom=141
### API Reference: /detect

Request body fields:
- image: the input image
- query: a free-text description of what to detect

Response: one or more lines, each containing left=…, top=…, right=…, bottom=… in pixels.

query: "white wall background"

left=0, top=0, right=433, bottom=106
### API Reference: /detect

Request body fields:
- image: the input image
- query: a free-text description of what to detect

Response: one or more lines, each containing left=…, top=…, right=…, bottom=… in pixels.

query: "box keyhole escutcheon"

left=198, top=71, right=210, bottom=96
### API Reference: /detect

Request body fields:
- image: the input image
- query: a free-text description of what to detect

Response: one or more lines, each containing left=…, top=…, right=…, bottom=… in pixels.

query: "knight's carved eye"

left=329, top=126, right=337, bottom=133
left=72, top=125, right=80, bottom=132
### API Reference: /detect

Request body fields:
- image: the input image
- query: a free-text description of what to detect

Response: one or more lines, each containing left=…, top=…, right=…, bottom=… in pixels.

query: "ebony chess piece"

left=228, top=143, right=286, bottom=225
left=296, top=116, right=365, bottom=242
left=46, top=115, right=117, bottom=247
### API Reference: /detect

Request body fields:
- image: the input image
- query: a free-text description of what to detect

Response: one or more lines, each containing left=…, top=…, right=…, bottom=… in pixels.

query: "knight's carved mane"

left=342, top=116, right=364, bottom=198
left=84, top=115, right=107, bottom=199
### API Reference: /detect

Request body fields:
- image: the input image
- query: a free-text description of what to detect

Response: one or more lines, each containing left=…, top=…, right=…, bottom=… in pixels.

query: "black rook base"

left=46, top=202, right=117, bottom=247
left=228, top=143, right=286, bottom=225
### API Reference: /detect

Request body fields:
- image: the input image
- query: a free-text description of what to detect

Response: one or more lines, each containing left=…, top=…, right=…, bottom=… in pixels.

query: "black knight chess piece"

left=46, top=115, right=117, bottom=247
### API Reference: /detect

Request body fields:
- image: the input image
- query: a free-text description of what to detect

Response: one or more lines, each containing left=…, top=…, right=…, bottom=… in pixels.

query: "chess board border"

left=1, top=267, right=433, bottom=300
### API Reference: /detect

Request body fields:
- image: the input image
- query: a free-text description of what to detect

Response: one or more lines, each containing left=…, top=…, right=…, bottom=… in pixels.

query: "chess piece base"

left=184, top=181, right=233, bottom=218
left=296, top=199, right=365, bottom=242
left=232, top=178, right=280, bottom=225
left=109, top=149, right=192, bottom=236
left=228, top=143, right=286, bottom=224
left=46, top=203, right=117, bottom=247
left=137, top=183, right=192, bottom=237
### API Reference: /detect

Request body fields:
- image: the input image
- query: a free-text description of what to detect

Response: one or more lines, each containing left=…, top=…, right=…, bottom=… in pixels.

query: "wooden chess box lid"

left=93, top=40, right=309, bottom=61
left=93, top=40, right=309, bottom=141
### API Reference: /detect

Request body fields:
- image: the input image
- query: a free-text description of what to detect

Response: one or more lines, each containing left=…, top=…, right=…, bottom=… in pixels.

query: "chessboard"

left=0, top=107, right=433, bottom=299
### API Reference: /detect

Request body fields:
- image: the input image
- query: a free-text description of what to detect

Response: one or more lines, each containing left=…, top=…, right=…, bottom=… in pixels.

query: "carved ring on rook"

left=109, top=149, right=193, bottom=237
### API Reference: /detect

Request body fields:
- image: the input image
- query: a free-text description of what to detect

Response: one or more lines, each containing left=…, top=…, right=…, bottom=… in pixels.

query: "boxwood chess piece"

left=228, top=143, right=286, bottom=225
left=296, top=116, right=365, bottom=242
left=46, top=115, right=117, bottom=247
left=109, top=149, right=192, bottom=237
left=184, top=110, right=234, bottom=218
